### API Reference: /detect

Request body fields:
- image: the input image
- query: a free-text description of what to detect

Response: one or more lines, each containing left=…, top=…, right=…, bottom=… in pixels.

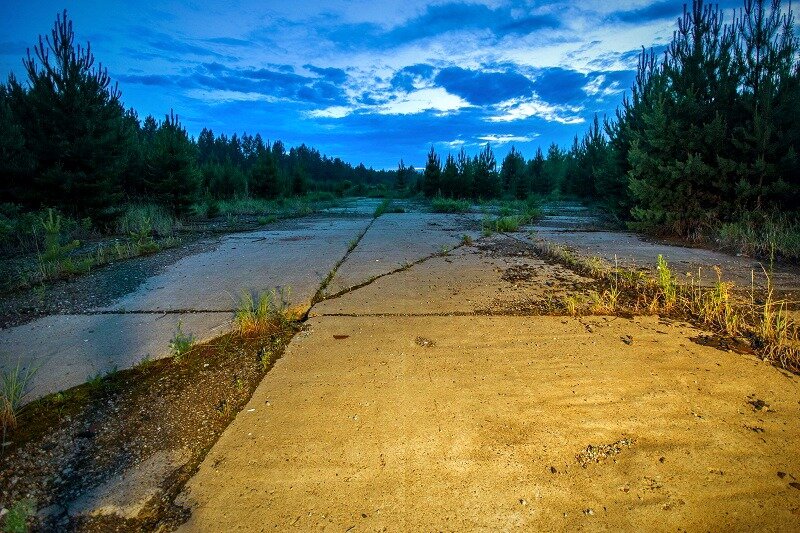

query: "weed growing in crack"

left=563, top=294, right=582, bottom=316
left=169, top=320, right=195, bottom=361
left=235, top=288, right=293, bottom=335
left=461, top=234, right=473, bottom=246
left=374, top=198, right=392, bottom=218
left=1, top=359, right=37, bottom=442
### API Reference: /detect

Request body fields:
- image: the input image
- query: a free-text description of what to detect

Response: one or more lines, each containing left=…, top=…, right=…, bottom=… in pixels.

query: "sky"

left=0, top=0, right=740, bottom=169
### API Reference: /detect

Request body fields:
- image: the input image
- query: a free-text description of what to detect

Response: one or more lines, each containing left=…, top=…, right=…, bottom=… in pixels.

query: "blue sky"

left=0, top=1, right=738, bottom=169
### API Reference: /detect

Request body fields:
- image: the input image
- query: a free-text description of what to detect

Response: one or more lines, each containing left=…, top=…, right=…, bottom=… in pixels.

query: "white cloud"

left=307, top=105, right=354, bottom=118
left=184, top=89, right=278, bottom=103
left=487, top=96, right=585, bottom=124
left=583, top=74, right=624, bottom=97
left=477, top=133, right=539, bottom=145
left=376, top=87, right=472, bottom=115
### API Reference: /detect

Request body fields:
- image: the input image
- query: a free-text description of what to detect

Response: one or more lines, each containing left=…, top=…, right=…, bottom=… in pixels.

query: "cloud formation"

left=0, top=0, right=691, bottom=168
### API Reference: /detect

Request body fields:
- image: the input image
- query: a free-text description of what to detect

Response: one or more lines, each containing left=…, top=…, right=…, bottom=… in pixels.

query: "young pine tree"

left=422, top=146, right=442, bottom=197
left=146, top=111, right=200, bottom=216
left=13, top=10, right=129, bottom=219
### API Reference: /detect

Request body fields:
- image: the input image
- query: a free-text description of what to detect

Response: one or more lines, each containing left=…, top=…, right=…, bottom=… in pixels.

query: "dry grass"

left=531, top=239, right=799, bottom=372
left=235, top=288, right=295, bottom=336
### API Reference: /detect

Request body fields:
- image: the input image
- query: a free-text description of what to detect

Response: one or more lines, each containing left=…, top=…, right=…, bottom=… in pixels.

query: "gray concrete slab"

left=525, top=228, right=800, bottom=291
left=0, top=312, right=230, bottom=400
left=326, top=212, right=479, bottom=296
left=0, top=216, right=372, bottom=401
left=314, top=236, right=592, bottom=316
left=100, top=217, right=373, bottom=312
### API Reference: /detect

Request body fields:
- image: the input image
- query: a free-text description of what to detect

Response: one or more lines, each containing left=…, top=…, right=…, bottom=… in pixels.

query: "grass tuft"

left=235, top=288, right=293, bottom=335
left=1, top=359, right=37, bottom=442
left=169, top=320, right=195, bottom=361
left=431, top=197, right=471, bottom=213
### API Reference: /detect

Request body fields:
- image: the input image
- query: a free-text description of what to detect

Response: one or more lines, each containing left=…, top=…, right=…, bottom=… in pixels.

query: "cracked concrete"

left=176, top=218, right=800, bottom=531
left=0, top=216, right=373, bottom=401
left=324, top=212, right=481, bottom=297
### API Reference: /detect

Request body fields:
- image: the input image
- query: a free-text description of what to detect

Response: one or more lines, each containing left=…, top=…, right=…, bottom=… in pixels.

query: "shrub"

left=431, top=197, right=471, bottom=213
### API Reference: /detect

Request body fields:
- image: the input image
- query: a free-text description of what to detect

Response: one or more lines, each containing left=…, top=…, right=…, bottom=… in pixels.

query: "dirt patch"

left=477, top=236, right=537, bottom=258
left=690, top=333, right=756, bottom=356
left=0, top=323, right=298, bottom=531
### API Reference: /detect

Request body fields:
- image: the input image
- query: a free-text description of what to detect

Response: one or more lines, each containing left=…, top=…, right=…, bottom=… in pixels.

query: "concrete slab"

left=524, top=229, right=800, bottom=292
left=100, top=217, right=373, bottom=312
left=176, top=314, right=800, bottom=531
left=326, top=212, right=478, bottom=296
left=0, top=216, right=372, bottom=401
left=314, top=235, right=592, bottom=316
left=0, top=312, right=230, bottom=400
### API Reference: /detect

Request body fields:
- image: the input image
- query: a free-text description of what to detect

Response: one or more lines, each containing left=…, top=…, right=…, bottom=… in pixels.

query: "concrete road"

left=177, top=232, right=800, bottom=531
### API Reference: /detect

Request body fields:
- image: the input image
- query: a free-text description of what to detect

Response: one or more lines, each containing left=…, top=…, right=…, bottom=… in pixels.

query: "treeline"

left=588, top=0, right=799, bottom=237
left=0, top=11, right=392, bottom=223
left=419, top=0, right=800, bottom=247
left=416, top=125, right=608, bottom=201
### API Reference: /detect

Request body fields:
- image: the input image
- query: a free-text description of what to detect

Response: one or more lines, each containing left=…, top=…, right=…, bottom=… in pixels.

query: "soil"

left=0, top=323, right=297, bottom=532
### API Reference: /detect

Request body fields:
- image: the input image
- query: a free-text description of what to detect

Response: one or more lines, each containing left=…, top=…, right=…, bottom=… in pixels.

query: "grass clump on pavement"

left=431, top=197, right=470, bottom=213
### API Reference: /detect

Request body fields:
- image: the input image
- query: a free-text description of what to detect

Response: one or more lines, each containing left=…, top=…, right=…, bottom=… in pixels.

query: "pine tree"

left=250, top=147, right=280, bottom=199
left=500, top=147, right=526, bottom=199
left=0, top=82, right=30, bottom=204
left=456, top=147, right=474, bottom=198
left=422, top=146, right=442, bottom=197
left=440, top=153, right=459, bottom=197
left=473, top=143, right=498, bottom=199
left=527, top=147, right=547, bottom=196
left=146, top=111, right=200, bottom=215
left=14, top=10, right=129, bottom=219
left=395, top=159, right=407, bottom=191
left=629, top=1, right=737, bottom=236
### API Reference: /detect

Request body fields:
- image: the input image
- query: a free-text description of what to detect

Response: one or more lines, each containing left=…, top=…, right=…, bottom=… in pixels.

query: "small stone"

left=519, top=498, right=528, bottom=506
left=621, top=335, right=633, bottom=345
left=583, top=508, right=594, bottom=516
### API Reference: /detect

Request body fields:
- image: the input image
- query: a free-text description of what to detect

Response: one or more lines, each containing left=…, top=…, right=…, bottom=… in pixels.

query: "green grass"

left=1, top=359, right=37, bottom=442
left=116, top=204, right=180, bottom=237
left=235, top=288, right=293, bottom=335
left=2, top=497, right=36, bottom=533
left=716, top=212, right=800, bottom=260
left=374, top=198, right=392, bottom=217
left=430, top=197, right=471, bottom=213
left=169, top=320, right=195, bottom=361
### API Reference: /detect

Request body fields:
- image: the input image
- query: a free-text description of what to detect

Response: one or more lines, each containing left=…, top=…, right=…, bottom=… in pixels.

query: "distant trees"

left=0, top=10, right=395, bottom=223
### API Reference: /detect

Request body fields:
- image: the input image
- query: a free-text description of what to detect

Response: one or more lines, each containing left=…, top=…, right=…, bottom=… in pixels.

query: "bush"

left=430, top=197, right=471, bottom=213
left=116, top=204, right=179, bottom=237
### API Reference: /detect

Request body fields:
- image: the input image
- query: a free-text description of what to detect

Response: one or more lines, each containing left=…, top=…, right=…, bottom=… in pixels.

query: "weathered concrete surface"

left=325, top=212, right=479, bottom=296
left=0, top=312, right=231, bottom=400
left=177, top=314, right=800, bottom=531
left=100, top=217, right=372, bottom=312
left=314, top=235, right=592, bottom=316
left=527, top=202, right=800, bottom=292
left=0, top=216, right=372, bottom=401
